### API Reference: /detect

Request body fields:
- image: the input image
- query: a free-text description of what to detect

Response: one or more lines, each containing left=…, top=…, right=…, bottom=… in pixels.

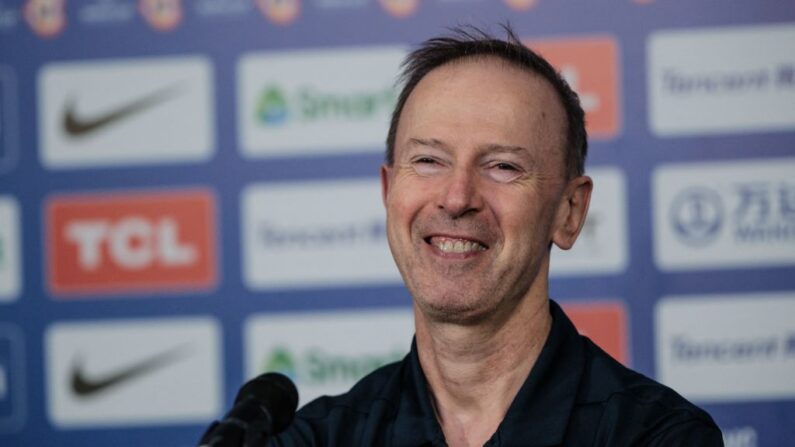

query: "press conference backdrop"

left=0, top=0, right=793, bottom=445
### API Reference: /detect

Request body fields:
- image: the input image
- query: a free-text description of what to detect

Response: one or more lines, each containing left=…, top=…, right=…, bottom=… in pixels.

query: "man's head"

left=386, top=25, right=588, bottom=180
left=381, top=26, right=592, bottom=325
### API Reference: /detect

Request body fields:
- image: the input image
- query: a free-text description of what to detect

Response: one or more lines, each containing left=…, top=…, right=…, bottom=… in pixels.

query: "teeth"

left=433, top=237, right=485, bottom=253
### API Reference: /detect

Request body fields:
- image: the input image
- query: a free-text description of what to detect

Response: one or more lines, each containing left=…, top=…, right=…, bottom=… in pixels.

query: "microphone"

left=198, top=372, right=299, bottom=447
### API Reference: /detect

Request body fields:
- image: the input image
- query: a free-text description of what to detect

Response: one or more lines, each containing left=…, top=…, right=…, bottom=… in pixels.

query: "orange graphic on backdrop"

left=379, top=0, right=419, bottom=19
left=24, top=0, right=65, bottom=38
left=504, top=0, right=539, bottom=11
left=257, top=0, right=301, bottom=25
left=139, top=0, right=183, bottom=32
left=47, top=189, right=217, bottom=297
left=526, top=36, right=621, bottom=139
left=562, top=301, right=629, bottom=364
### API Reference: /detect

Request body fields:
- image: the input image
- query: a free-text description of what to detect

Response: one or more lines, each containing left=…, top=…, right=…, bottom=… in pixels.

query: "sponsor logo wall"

left=0, top=2, right=793, bottom=446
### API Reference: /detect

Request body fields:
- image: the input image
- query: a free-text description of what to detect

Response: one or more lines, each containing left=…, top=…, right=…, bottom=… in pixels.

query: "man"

left=273, top=26, right=723, bottom=446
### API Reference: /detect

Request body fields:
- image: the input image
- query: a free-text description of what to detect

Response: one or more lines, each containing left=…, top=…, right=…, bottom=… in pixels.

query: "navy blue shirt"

left=272, top=301, right=723, bottom=446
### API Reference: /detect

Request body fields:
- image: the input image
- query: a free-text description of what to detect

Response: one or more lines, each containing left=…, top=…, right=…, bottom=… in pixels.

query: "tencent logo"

left=525, top=36, right=621, bottom=139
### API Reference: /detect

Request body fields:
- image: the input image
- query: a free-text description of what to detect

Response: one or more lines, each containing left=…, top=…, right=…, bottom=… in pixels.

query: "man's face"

left=382, top=57, right=585, bottom=325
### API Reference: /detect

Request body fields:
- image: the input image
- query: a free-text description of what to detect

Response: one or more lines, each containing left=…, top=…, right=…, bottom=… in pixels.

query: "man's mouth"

left=425, top=236, right=488, bottom=254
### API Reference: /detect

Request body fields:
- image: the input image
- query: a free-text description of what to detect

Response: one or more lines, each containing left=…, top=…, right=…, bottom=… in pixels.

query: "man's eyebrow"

left=407, top=137, right=449, bottom=150
left=480, top=143, right=531, bottom=155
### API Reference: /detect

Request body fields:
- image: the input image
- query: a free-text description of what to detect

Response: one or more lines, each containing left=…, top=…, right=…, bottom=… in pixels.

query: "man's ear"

left=551, top=175, right=593, bottom=250
left=380, top=164, right=392, bottom=207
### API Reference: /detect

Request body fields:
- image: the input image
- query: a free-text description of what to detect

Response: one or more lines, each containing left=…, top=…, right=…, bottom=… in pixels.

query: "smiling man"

left=272, top=26, right=722, bottom=446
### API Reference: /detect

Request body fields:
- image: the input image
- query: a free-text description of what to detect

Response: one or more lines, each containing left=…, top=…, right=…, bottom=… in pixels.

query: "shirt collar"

left=393, top=300, right=585, bottom=446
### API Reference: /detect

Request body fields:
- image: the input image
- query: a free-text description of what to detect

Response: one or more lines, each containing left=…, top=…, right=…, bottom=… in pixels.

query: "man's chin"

left=415, top=294, right=499, bottom=326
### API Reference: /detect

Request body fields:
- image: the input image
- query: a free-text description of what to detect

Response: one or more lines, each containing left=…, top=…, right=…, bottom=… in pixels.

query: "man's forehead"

left=397, top=57, right=568, bottom=162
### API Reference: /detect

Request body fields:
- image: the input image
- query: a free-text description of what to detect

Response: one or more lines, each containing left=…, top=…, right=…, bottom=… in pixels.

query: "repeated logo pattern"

left=0, top=6, right=791, bottom=444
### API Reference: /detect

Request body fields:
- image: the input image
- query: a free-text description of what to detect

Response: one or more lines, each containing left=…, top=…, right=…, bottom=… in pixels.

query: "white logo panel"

left=39, top=56, right=214, bottom=169
left=649, top=23, right=795, bottom=136
left=0, top=196, right=21, bottom=302
left=238, top=46, right=405, bottom=157
left=245, top=309, right=414, bottom=406
left=653, top=158, right=795, bottom=270
left=242, top=179, right=400, bottom=289
left=45, top=317, right=222, bottom=427
left=656, top=293, right=795, bottom=402
left=551, top=167, right=628, bottom=275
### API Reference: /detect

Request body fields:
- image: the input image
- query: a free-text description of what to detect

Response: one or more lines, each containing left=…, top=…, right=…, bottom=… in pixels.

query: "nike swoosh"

left=70, top=343, right=192, bottom=398
left=62, top=83, right=184, bottom=137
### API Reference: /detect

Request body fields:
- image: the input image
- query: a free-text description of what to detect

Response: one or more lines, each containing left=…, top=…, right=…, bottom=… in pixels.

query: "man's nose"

left=437, top=167, right=483, bottom=218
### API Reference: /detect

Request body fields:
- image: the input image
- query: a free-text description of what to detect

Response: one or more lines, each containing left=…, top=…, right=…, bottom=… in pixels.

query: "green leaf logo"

left=256, top=86, right=289, bottom=126
left=264, top=347, right=297, bottom=380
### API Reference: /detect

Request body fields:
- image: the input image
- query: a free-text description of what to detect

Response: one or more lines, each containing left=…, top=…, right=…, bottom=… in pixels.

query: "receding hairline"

left=393, top=54, right=571, bottom=169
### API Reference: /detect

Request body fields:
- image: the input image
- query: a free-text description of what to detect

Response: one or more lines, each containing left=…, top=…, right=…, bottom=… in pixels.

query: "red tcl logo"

left=47, top=189, right=217, bottom=297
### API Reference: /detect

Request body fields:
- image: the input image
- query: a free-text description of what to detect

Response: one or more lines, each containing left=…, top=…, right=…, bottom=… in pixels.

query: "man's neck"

left=414, top=290, right=552, bottom=447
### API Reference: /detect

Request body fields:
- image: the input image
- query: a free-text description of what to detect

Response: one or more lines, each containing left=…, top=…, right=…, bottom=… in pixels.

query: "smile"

left=426, top=236, right=487, bottom=254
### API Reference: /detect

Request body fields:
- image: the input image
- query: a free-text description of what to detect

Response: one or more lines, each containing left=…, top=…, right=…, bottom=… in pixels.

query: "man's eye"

left=415, top=157, right=437, bottom=164
left=495, top=163, right=518, bottom=171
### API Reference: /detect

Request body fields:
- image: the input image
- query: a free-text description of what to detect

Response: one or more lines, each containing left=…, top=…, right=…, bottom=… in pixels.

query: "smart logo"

left=245, top=310, right=413, bottom=405
left=526, top=36, right=621, bottom=139
left=238, top=46, right=405, bottom=158
left=46, top=189, right=217, bottom=296
left=654, top=158, right=795, bottom=270
left=262, top=346, right=403, bottom=386
left=670, top=187, right=724, bottom=246
left=255, top=83, right=394, bottom=128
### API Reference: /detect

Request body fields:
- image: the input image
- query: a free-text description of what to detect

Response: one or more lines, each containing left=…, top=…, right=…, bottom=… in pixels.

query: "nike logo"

left=62, top=83, right=184, bottom=137
left=70, top=344, right=192, bottom=398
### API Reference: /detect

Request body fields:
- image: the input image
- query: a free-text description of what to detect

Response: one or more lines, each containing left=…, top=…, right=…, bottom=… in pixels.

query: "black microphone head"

left=235, top=372, right=299, bottom=434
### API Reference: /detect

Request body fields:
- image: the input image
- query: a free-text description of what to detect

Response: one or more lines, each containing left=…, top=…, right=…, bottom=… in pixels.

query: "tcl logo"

left=562, top=301, right=629, bottom=365
left=525, top=36, right=621, bottom=139
left=47, top=189, right=217, bottom=297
